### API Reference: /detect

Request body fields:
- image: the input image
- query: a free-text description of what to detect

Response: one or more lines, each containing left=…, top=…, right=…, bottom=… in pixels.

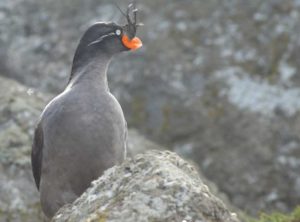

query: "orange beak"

left=122, top=35, right=143, bottom=50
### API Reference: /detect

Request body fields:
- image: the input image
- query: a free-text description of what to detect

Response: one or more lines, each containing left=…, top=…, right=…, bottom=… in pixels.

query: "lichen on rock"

left=0, top=76, right=48, bottom=222
left=52, top=150, right=239, bottom=222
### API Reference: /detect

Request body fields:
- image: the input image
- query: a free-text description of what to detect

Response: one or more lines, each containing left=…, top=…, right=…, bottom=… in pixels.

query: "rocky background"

left=0, top=0, right=300, bottom=219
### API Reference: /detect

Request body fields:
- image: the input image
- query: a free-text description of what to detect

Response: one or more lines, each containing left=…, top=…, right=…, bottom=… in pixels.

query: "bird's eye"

left=115, top=29, right=121, bottom=36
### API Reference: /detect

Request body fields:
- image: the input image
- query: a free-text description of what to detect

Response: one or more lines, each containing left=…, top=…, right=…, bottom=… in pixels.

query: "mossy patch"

left=250, top=206, right=300, bottom=222
left=160, top=104, right=171, bottom=133
left=130, top=96, right=146, bottom=126
left=88, top=212, right=108, bottom=222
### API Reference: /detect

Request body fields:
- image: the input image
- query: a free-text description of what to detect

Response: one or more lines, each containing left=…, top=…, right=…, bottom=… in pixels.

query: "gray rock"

left=52, top=150, right=239, bottom=222
left=0, top=76, right=48, bottom=222
left=127, top=129, right=164, bottom=156
left=1, top=0, right=300, bottom=214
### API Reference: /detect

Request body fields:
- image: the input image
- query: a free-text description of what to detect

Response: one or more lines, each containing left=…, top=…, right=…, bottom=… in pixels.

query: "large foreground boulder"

left=52, top=151, right=239, bottom=222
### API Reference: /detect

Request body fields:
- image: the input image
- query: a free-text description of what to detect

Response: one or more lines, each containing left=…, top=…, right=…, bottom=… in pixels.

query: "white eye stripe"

left=115, top=29, right=121, bottom=36
left=88, top=32, right=116, bottom=46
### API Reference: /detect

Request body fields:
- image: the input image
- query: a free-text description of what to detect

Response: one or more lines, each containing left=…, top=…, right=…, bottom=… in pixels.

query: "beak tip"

left=122, top=35, right=143, bottom=50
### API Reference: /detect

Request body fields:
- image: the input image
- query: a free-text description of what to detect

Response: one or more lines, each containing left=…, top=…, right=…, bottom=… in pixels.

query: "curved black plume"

left=116, top=1, right=142, bottom=39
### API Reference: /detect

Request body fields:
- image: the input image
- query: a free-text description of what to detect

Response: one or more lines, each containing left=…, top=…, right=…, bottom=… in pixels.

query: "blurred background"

left=0, top=0, right=300, bottom=221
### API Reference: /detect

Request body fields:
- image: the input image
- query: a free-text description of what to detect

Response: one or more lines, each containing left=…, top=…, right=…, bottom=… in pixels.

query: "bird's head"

left=71, top=3, right=142, bottom=75
left=73, top=3, right=142, bottom=63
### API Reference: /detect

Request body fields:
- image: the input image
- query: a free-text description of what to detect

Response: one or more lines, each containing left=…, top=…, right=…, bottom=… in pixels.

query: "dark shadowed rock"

left=52, top=150, right=239, bottom=222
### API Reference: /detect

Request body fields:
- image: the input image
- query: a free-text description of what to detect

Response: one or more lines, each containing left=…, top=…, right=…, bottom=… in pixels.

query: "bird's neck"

left=67, top=56, right=112, bottom=91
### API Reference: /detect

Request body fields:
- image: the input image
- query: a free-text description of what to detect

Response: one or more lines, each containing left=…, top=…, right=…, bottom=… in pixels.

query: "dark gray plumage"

left=31, top=11, right=142, bottom=218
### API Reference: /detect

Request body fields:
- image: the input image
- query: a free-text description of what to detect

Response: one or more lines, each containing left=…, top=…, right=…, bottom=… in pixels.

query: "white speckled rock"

left=52, top=151, right=239, bottom=222
left=0, top=76, right=49, bottom=222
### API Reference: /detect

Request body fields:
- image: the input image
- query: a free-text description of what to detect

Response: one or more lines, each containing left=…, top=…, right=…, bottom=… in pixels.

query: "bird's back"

left=37, top=86, right=126, bottom=217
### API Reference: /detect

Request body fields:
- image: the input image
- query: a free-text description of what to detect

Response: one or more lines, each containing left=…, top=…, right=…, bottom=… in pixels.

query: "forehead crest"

left=116, top=2, right=143, bottom=39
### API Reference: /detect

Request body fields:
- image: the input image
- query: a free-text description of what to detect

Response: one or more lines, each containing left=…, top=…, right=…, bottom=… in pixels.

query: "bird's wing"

left=31, top=122, right=44, bottom=190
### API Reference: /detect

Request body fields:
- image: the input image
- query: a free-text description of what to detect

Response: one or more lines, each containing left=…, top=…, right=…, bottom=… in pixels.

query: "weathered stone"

left=0, top=76, right=48, bottom=222
left=52, top=150, right=239, bottom=222
left=1, top=0, right=300, bottom=215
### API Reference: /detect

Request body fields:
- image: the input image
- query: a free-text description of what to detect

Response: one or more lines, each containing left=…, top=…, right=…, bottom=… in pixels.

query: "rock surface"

left=1, top=0, right=300, bottom=215
left=0, top=76, right=48, bottom=222
left=0, top=76, right=163, bottom=221
left=52, top=150, right=239, bottom=222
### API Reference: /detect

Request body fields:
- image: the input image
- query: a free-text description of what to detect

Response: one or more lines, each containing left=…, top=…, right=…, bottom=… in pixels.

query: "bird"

left=31, top=3, right=142, bottom=218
